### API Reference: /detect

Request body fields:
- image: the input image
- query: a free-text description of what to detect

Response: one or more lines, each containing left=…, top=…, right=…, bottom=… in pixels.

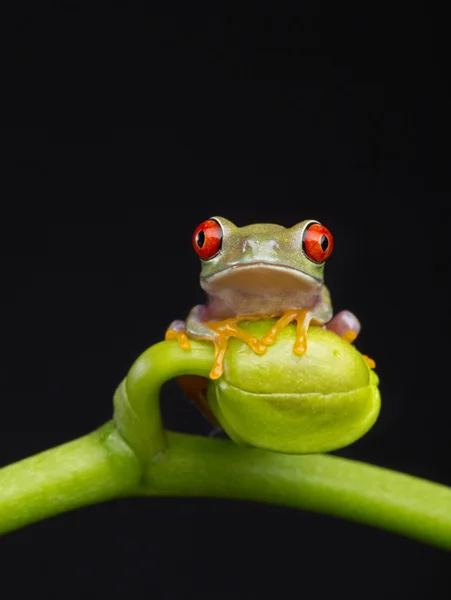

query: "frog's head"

left=192, top=217, right=334, bottom=313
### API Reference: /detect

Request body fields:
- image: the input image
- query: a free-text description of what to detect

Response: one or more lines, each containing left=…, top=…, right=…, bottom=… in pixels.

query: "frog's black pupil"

left=197, top=230, right=205, bottom=248
left=320, top=235, right=329, bottom=252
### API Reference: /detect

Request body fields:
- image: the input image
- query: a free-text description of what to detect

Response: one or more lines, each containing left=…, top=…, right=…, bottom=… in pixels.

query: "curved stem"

left=1, top=336, right=450, bottom=550
left=2, top=424, right=450, bottom=549
left=113, top=339, right=214, bottom=463
left=144, top=432, right=451, bottom=551
left=0, top=422, right=141, bottom=535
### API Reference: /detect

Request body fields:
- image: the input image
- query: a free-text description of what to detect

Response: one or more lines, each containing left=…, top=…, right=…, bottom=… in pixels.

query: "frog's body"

left=195, top=220, right=332, bottom=319
left=166, top=216, right=371, bottom=425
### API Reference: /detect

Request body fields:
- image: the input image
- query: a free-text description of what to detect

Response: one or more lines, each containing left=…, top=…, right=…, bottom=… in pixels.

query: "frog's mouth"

left=202, top=262, right=321, bottom=293
left=201, top=262, right=322, bottom=315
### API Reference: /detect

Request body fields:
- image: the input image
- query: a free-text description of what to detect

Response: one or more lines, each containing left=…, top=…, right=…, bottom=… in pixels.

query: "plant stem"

left=113, top=340, right=214, bottom=462
left=144, top=431, right=451, bottom=551
left=0, top=422, right=141, bottom=535
left=1, top=424, right=451, bottom=550
left=1, top=333, right=451, bottom=550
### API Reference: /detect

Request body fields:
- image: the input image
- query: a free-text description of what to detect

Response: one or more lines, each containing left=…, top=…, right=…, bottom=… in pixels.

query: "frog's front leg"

left=165, top=319, right=191, bottom=349
left=261, top=285, right=332, bottom=354
left=324, top=310, right=361, bottom=341
left=260, top=287, right=362, bottom=358
left=312, top=286, right=361, bottom=341
left=166, top=305, right=213, bottom=349
left=166, top=305, right=267, bottom=379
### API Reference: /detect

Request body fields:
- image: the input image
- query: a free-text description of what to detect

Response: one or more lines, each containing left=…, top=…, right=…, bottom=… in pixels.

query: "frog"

left=166, top=216, right=373, bottom=402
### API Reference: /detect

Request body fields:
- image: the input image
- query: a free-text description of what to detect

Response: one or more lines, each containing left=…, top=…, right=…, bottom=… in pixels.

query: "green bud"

left=206, top=320, right=380, bottom=454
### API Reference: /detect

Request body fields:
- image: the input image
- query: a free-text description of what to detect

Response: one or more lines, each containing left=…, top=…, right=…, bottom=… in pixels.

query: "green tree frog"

left=166, top=216, right=374, bottom=385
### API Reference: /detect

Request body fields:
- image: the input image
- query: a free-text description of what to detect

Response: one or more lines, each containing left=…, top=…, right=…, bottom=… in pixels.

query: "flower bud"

left=206, top=320, right=380, bottom=454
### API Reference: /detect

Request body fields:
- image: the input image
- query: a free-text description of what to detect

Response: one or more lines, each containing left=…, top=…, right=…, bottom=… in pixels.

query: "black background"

left=1, top=7, right=451, bottom=599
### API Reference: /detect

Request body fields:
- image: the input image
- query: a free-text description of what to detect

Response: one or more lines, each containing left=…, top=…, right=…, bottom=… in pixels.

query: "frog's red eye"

left=302, top=222, right=334, bottom=263
left=192, top=219, right=223, bottom=260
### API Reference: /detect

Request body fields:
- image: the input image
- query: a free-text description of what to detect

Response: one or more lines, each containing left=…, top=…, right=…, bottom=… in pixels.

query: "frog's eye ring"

left=192, top=219, right=223, bottom=260
left=303, top=222, right=334, bottom=263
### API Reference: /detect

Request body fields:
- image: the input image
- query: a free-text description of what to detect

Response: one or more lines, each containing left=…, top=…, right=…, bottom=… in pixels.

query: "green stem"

left=0, top=422, right=141, bottom=535
left=1, top=336, right=450, bottom=551
left=2, top=424, right=451, bottom=550
left=113, top=339, right=214, bottom=462
left=144, top=432, right=451, bottom=551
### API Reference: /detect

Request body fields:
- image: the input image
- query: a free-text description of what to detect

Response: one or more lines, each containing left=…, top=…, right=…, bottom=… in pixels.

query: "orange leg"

left=165, top=329, right=191, bottom=349
left=341, top=329, right=376, bottom=369
left=167, top=311, right=376, bottom=379
left=294, top=310, right=314, bottom=354
left=205, top=317, right=269, bottom=379
left=176, top=374, right=220, bottom=427
left=361, top=355, right=376, bottom=369
left=341, top=330, right=357, bottom=344
left=166, top=315, right=272, bottom=380
left=262, top=309, right=313, bottom=355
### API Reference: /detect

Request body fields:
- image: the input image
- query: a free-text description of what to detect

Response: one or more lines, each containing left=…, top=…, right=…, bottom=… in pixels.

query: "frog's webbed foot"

left=205, top=317, right=268, bottom=379
left=261, top=309, right=313, bottom=355
left=325, top=310, right=361, bottom=339
left=325, top=310, right=375, bottom=369
left=165, top=319, right=191, bottom=349
left=166, top=308, right=268, bottom=380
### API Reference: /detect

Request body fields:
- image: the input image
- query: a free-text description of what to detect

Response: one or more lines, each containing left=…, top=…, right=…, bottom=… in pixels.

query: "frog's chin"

left=201, top=262, right=322, bottom=316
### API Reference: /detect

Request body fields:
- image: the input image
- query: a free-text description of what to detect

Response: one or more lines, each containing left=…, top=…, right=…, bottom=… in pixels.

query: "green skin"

left=168, top=216, right=361, bottom=343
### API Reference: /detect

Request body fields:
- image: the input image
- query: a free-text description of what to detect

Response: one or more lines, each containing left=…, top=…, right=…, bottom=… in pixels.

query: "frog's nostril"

left=243, top=239, right=259, bottom=253
left=243, top=239, right=279, bottom=253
